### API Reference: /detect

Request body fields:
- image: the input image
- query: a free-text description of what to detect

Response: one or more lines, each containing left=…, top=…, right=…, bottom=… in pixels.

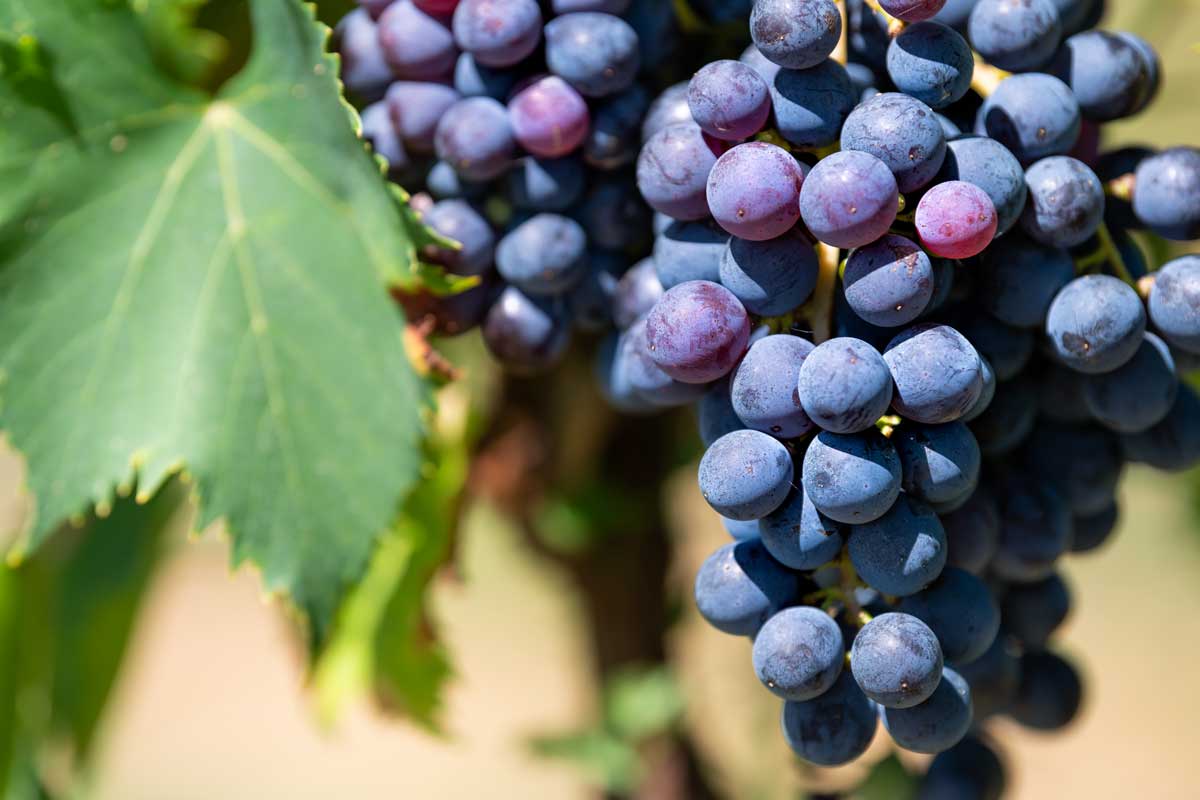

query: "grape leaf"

left=0, top=0, right=432, bottom=642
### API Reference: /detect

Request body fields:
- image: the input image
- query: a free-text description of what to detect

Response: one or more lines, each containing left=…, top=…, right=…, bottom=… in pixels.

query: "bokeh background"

left=3, top=2, right=1199, bottom=799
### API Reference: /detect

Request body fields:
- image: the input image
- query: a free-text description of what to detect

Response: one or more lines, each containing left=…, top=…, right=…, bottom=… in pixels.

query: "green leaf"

left=529, top=730, right=640, bottom=795
left=0, top=0, right=433, bottom=642
left=604, top=665, right=685, bottom=741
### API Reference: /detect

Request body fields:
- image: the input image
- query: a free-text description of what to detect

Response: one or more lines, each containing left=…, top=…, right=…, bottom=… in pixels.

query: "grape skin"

left=841, top=93, right=948, bottom=193
left=886, top=22, right=974, bottom=109
left=880, top=666, right=973, bottom=754
left=1083, top=333, right=1178, bottom=434
left=915, top=181, right=998, bottom=259
left=976, top=74, right=1081, bottom=163
left=707, top=143, right=804, bottom=241
left=898, top=567, right=999, bottom=665
left=797, top=338, right=894, bottom=434
left=731, top=335, right=817, bottom=439
left=893, top=422, right=982, bottom=508
left=842, top=235, right=936, bottom=327
left=1045, top=275, right=1146, bottom=375
left=850, top=612, right=944, bottom=708
left=645, top=280, right=751, bottom=384
left=935, top=136, right=1027, bottom=236
left=847, top=494, right=947, bottom=597
left=507, top=76, right=590, bottom=159
left=1019, top=156, right=1105, bottom=248
left=694, top=539, right=799, bottom=636
left=750, top=0, right=843, bottom=70
left=802, top=430, right=902, bottom=524
left=884, top=324, right=984, bottom=424
left=799, top=151, right=899, bottom=249
left=687, top=60, right=772, bottom=142
left=758, top=487, right=845, bottom=570
left=434, top=97, right=516, bottom=181
left=452, top=0, right=542, bottom=68
left=698, top=430, right=795, bottom=521
left=719, top=233, right=819, bottom=317
left=1148, top=256, right=1200, bottom=354
left=753, top=607, right=845, bottom=700
left=636, top=123, right=721, bottom=221
left=781, top=671, right=878, bottom=766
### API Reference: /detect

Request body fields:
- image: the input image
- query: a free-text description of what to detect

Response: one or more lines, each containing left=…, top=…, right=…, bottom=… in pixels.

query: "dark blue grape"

left=495, top=213, right=588, bottom=294
left=426, top=160, right=486, bottom=200
left=991, top=478, right=1072, bottom=582
left=1050, top=30, right=1150, bottom=121
left=1020, top=156, right=1105, bottom=248
left=956, top=315, right=1032, bottom=380
left=1121, top=383, right=1200, bottom=472
left=1002, top=573, right=1070, bottom=648
left=699, top=430, right=794, bottom=520
left=1133, top=147, right=1200, bottom=240
left=723, top=516, right=760, bottom=541
left=968, top=0, right=1061, bottom=72
left=719, top=234, right=819, bottom=317
left=933, top=0, right=979, bottom=29
left=1022, top=422, right=1123, bottom=515
left=1035, top=361, right=1091, bottom=422
left=894, top=422, right=981, bottom=508
left=1011, top=651, right=1082, bottom=731
left=434, top=97, right=516, bottom=180
left=378, top=0, right=458, bottom=79
left=803, top=430, right=902, bottom=524
left=1149, top=256, right=1200, bottom=355
left=800, top=151, right=899, bottom=249
left=569, top=253, right=623, bottom=333
left=880, top=666, right=972, bottom=754
left=885, top=324, right=983, bottom=423
left=624, top=0, right=679, bottom=73
left=731, top=335, right=816, bottom=439
left=585, top=85, right=651, bottom=170
left=960, top=355, right=995, bottom=422
left=597, top=332, right=656, bottom=414
left=899, top=567, right=999, bottom=664
left=977, top=74, right=1081, bottom=163
left=919, top=735, right=1007, bottom=800
left=770, top=61, right=858, bottom=148
left=754, top=607, right=845, bottom=700
left=507, top=157, right=586, bottom=212
left=453, top=52, right=516, bottom=100
left=969, top=374, right=1038, bottom=455
left=1084, top=333, right=1178, bottom=433
left=841, top=93, right=947, bottom=193
left=750, top=0, right=842, bottom=69
left=940, top=487, right=999, bottom=574
left=422, top=199, right=495, bottom=276
left=843, top=235, right=936, bottom=328
left=936, top=136, right=1027, bottom=235
left=758, top=487, right=844, bottom=570
left=637, top=123, right=720, bottom=221
left=1045, top=275, right=1146, bottom=374
left=798, top=338, right=894, bottom=434
left=851, top=612, right=944, bottom=708
left=688, top=60, right=771, bottom=141
left=782, top=671, right=878, bottom=766
left=545, top=12, right=640, bottom=97
left=577, top=180, right=651, bottom=251
left=552, top=0, right=630, bottom=11
left=697, top=379, right=745, bottom=446
left=1118, top=31, right=1161, bottom=114
left=848, top=494, right=947, bottom=596
left=452, top=0, right=541, bottom=68
left=957, top=636, right=1019, bottom=721
left=1071, top=501, right=1118, bottom=553
left=976, top=234, right=1074, bottom=328
left=694, top=539, right=798, bottom=636
left=336, top=9, right=396, bottom=99
left=482, top=287, right=570, bottom=373
left=653, top=220, right=728, bottom=288
left=887, top=22, right=974, bottom=110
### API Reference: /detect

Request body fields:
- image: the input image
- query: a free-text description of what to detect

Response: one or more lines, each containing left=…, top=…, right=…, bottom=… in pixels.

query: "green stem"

left=1096, top=222, right=1135, bottom=286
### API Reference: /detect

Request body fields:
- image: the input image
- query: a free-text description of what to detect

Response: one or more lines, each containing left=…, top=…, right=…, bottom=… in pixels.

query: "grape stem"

left=1096, top=222, right=1136, bottom=286
left=833, top=0, right=849, bottom=64
left=970, top=54, right=1010, bottom=98
left=1105, top=172, right=1136, bottom=201
left=839, top=551, right=864, bottom=624
left=801, top=243, right=841, bottom=344
left=859, top=0, right=907, bottom=36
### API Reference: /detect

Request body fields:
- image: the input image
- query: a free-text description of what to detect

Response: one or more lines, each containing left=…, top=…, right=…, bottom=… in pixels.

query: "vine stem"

left=1096, top=222, right=1135, bottom=286
left=804, top=243, right=841, bottom=344
left=838, top=551, right=864, bottom=624
left=860, top=0, right=906, bottom=36
left=833, top=0, right=849, bottom=63
left=970, top=54, right=1010, bottom=97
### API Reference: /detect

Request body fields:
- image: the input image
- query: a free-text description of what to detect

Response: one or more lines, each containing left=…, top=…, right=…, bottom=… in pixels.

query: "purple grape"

left=840, top=93, right=947, bottom=193
left=622, top=317, right=707, bottom=407
left=731, top=334, right=816, bottom=439
left=740, top=43, right=782, bottom=83
left=384, top=81, right=460, bottom=154
left=545, top=12, right=641, bottom=97
left=641, top=83, right=693, bottom=142
left=508, top=75, right=590, bottom=158
left=378, top=0, right=458, bottom=79
left=482, top=287, right=570, bottom=373
left=613, top=258, right=664, bottom=330
left=799, top=151, right=898, bottom=249
left=645, top=281, right=751, bottom=384
left=707, top=143, right=804, bottom=241
left=687, top=60, right=771, bottom=142
left=881, top=0, right=948, bottom=21
left=495, top=213, right=588, bottom=294
left=750, top=0, right=842, bottom=70
left=797, top=338, right=894, bottom=434
left=434, top=97, right=516, bottom=180
left=452, top=0, right=542, bottom=68
left=769, top=60, right=858, bottom=148
left=843, top=235, right=935, bottom=328
left=884, top=324, right=984, bottom=423
left=915, top=181, right=998, bottom=259
left=422, top=199, right=495, bottom=276
left=637, top=123, right=722, bottom=221
left=336, top=9, right=395, bottom=99
left=359, top=102, right=409, bottom=177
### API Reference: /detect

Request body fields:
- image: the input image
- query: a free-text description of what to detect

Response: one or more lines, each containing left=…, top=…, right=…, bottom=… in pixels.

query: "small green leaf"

left=604, top=665, right=686, bottom=741
left=529, top=730, right=640, bottom=794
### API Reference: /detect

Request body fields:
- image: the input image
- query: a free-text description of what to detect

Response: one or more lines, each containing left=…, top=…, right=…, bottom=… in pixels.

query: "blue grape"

left=697, top=379, right=745, bottom=446
left=336, top=9, right=396, bottom=99
left=753, top=607, right=845, bottom=700
left=646, top=280, right=751, bottom=384
left=545, top=12, right=640, bottom=97
left=955, top=314, right=1032, bottom=381
left=1022, top=422, right=1123, bottom=515
left=694, top=539, right=798, bottom=636
left=1149, top=256, right=1200, bottom=355
left=622, top=317, right=706, bottom=406
left=613, top=258, right=663, bottom=330
left=1120, top=384, right=1200, bottom=471
left=976, top=235, right=1074, bottom=328
left=585, top=86, right=651, bottom=170
left=1045, top=275, right=1146, bottom=374
left=507, top=157, right=586, bottom=211
left=851, top=612, right=944, bottom=708
left=723, top=516, right=760, bottom=541
left=482, top=287, right=570, bottom=373
left=1050, top=30, right=1150, bottom=121
left=1133, top=147, right=1200, bottom=240
left=968, top=0, right=1061, bottom=72
left=653, top=220, right=728, bottom=288
left=1036, top=361, right=1092, bottom=422
left=434, top=97, right=516, bottom=180
left=1051, top=0, right=1100, bottom=33
left=624, top=0, right=679, bottom=73
left=597, top=332, right=656, bottom=414
left=848, top=494, right=947, bottom=596
left=781, top=671, right=878, bottom=766
left=426, top=160, right=485, bottom=200
left=719, top=233, right=819, bottom=316
left=359, top=102, right=410, bottom=178
left=969, top=374, right=1038, bottom=455
left=881, top=666, right=972, bottom=754
left=707, top=143, right=804, bottom=241
left=495, top=213, right=588, bottom=294
left=936, top=136, right=1027, bottom=236
left=933, top=112, right=961, bottom=139
left=453, top=52, right=516, bottom=100
left=841, top=93, right=947, bottom=193
left=688, top=60, right=771, bottom=141
left=940, top=487, right=999, bottom=574
left=976, top=74, right=1081, bottom=163
left=699, top=430, right=794, bottom=520
left=1119, top=31, right=1161, bottom=114
left=887, top=22, right=973, bottom=109
left=750, top=0, right=842, bottom=69
left=1002, top=572, right=1071, bottom=648
left=637, top=123, right=720, bottom=221
left=452, top=0, right=541, bottom=68
left=569, top=255, right=622, bottom=333
left=577, top=180, right=651, bottom=251
left=731, top=335, right=816, bottom=439
left=378, top=0, right=458, bottom=79
left=1020, top=156, right=1105, bottom=248
left=919, top=735, right=1007, bottom=800
left=803, top=430, right=902, bottom=524
left=797, top=338, right=894, bottom=434
left=846, top=0, right=892, bottom=70
left=641, top=83, right=692, bottom=142
left=843, top=235, right=936, bottom=327
left=884, top=324, right=983, bottom=423
left=758, top=487, right=844, bottom=570
left=552, top=0, right=630, bottom=10
left=958, top=637, right=1019, bottom=722
left=899, top=567, right=999, bottom=664
left=740, top=43, right=782, bottom=83
left=932, top=0, right=978, bottom=29
left=1011, top=651, right=1082, bottom=731
left=800, top=151, right=899, bottom=249
left=894, top=422, right=981, bottom=508
left=422, top=199, right=495, bottom=276
left=770, top=61, right=858, bottom=148
left=1071, top=501, right=1118, bottom=553
left=960, top=355, right=995, bottom=422
left=1083, top=333, right=1178, bottom=433
left=991, top=478, right=1072, bottom=582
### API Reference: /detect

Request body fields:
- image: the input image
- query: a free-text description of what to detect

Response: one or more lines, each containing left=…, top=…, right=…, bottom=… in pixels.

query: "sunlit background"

left=3, top=2, right=1198, bottom=799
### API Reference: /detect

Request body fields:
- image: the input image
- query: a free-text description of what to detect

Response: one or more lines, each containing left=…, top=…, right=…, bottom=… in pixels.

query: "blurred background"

left=3, top=2, right=1199, bottom=799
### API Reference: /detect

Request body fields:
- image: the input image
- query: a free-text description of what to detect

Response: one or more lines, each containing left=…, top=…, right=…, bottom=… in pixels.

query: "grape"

left=894, top=422, right=981, bottom=507
left=577, top=179, right=651, bottom=250
left=851, top=612, right=944, bottom=708
left=935, top=136, right=1027, bottom=236
left=940, top=488, right=999, bottom=574
left=422, top=199, right=495, bottom=275
left=426, top=160, right=485, bottom=200
left=758, top=487, right=845, bottom=570
left=378, top=1, right=459, bottom=80
left=731, top=335, right=816, bottom=439
left=846, top=0, right=892, bottom=70
left=1045, top=275, right=1146, bottom=374
left=336, top=9, right=396, bottom=99
left=753, top=607, right=845, bottom=700
left=960, top=356, right=995, bottom=422
left=653, top=220, right=728, bottom=288
left=414, top=0, right=461, bottom=13
left=707, top=143, right=804, bottom=241
left=1010, top=651, right=1082, bottom=731
left=1002, top=573, right=1071, bottom=648
left=932, top=0, right=979, bottom=29
left=453, top=52, right=516, bottom=99
left=697, top=379, right=745, bottom=446
left=884, top=324, right=984, bottom=424
left=967, top=0, right=1061, bottom=72
left=612, top=258, right=663, bottom=330
left=959, top=638, right=1020, bottom=722
left=916, top=181, right=998, bottom=259
left=508, top=75, right=590, bottom=158
left=434, top=97, right=516, bottom=180
left=1019, top=156, right=1104, bottom=248
left=976, top=74, right=1081, bottom=163
left=552, top=0, right=630, bottom=11
left=887, top=22, right=973, bottom=109
left=585, top=86, right=651, bottom=169
left=899, top=568, right=999, bottom=664
left=1071, top=501, right=1118, bottom=553
left=749, top=0, right=842, bottom=70
left=1133, top=147, right=1200, bottom=240
left=507, top=156, right=586, bottom=211
left=884, top=0, right=949, bottom=20
left=384, top=82, right=461, bottom=156
left=975, top=235, right=1074, bottom=328
left=740, top=43, right=782, bottom=83
left=355, top=0, right=393, bottom=18
left=359, top=102, right=410, bottom=177
left=769, top=61, right=858, bottom=148
left=482, top=286, right=570, bottom=373
left=636, top=123, right=721, bottom=221
left=1120, top=384, right=1200, bottom=472
left=641, top=83, right=692, bottom=142
left=1050, top=0, right=1100, bottom=34
left=398, top=275, right=496, bottom=337
left=781, top=671, right=878, bottom=766
left=991, top=478, right=1072, bottom=582
left=646, top=281, right=751, bottom=384
left=1148, top=256, right=1200, bottom=354
left=1050, top=31, right=1150, bottom=121
left=842, top=235, right=935, bottom=327
left=719, top=233, right=819, bottom=317
left=1118, top=31, right=1161, bottom=114
left=880, top=666, right=972, bottom=754
left=544, top=12, right=640, bottom=97
left=622, top=317, right=706, bottom=406
left=956, top=315, right=1032, bottom=381
left=803, top=430, right=902, bottom=524
left=569, top=254, right=621, bottom=333
left=1022, top=422, right=1123, bottom=515
left=919, top=735, right=1007, bottom=800
left=1083, top=333, right=1177, bottom=434
left=848, top=494, right=947, bottom=596
left=698, top=430, right=794, bottom=520
left=797, top=338, right=894, bottom=434
left=841, top=93, right=947, bottom=193
left=694, top=539, right=799, bottom=636
left=933, top=112, right=961, bottom=139
left=969, top=374, right=1038, bottom=455
left=723, top=516, right=760, bottom=541
left=687, top=60, right=771, bottom=142
left=625, top=0, right=679, bottom=73
left=495, top=213, right=588, bottom=294
left=451, top=0, right=541, bottom=68
left=800, top=151, right=899, bottom=249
